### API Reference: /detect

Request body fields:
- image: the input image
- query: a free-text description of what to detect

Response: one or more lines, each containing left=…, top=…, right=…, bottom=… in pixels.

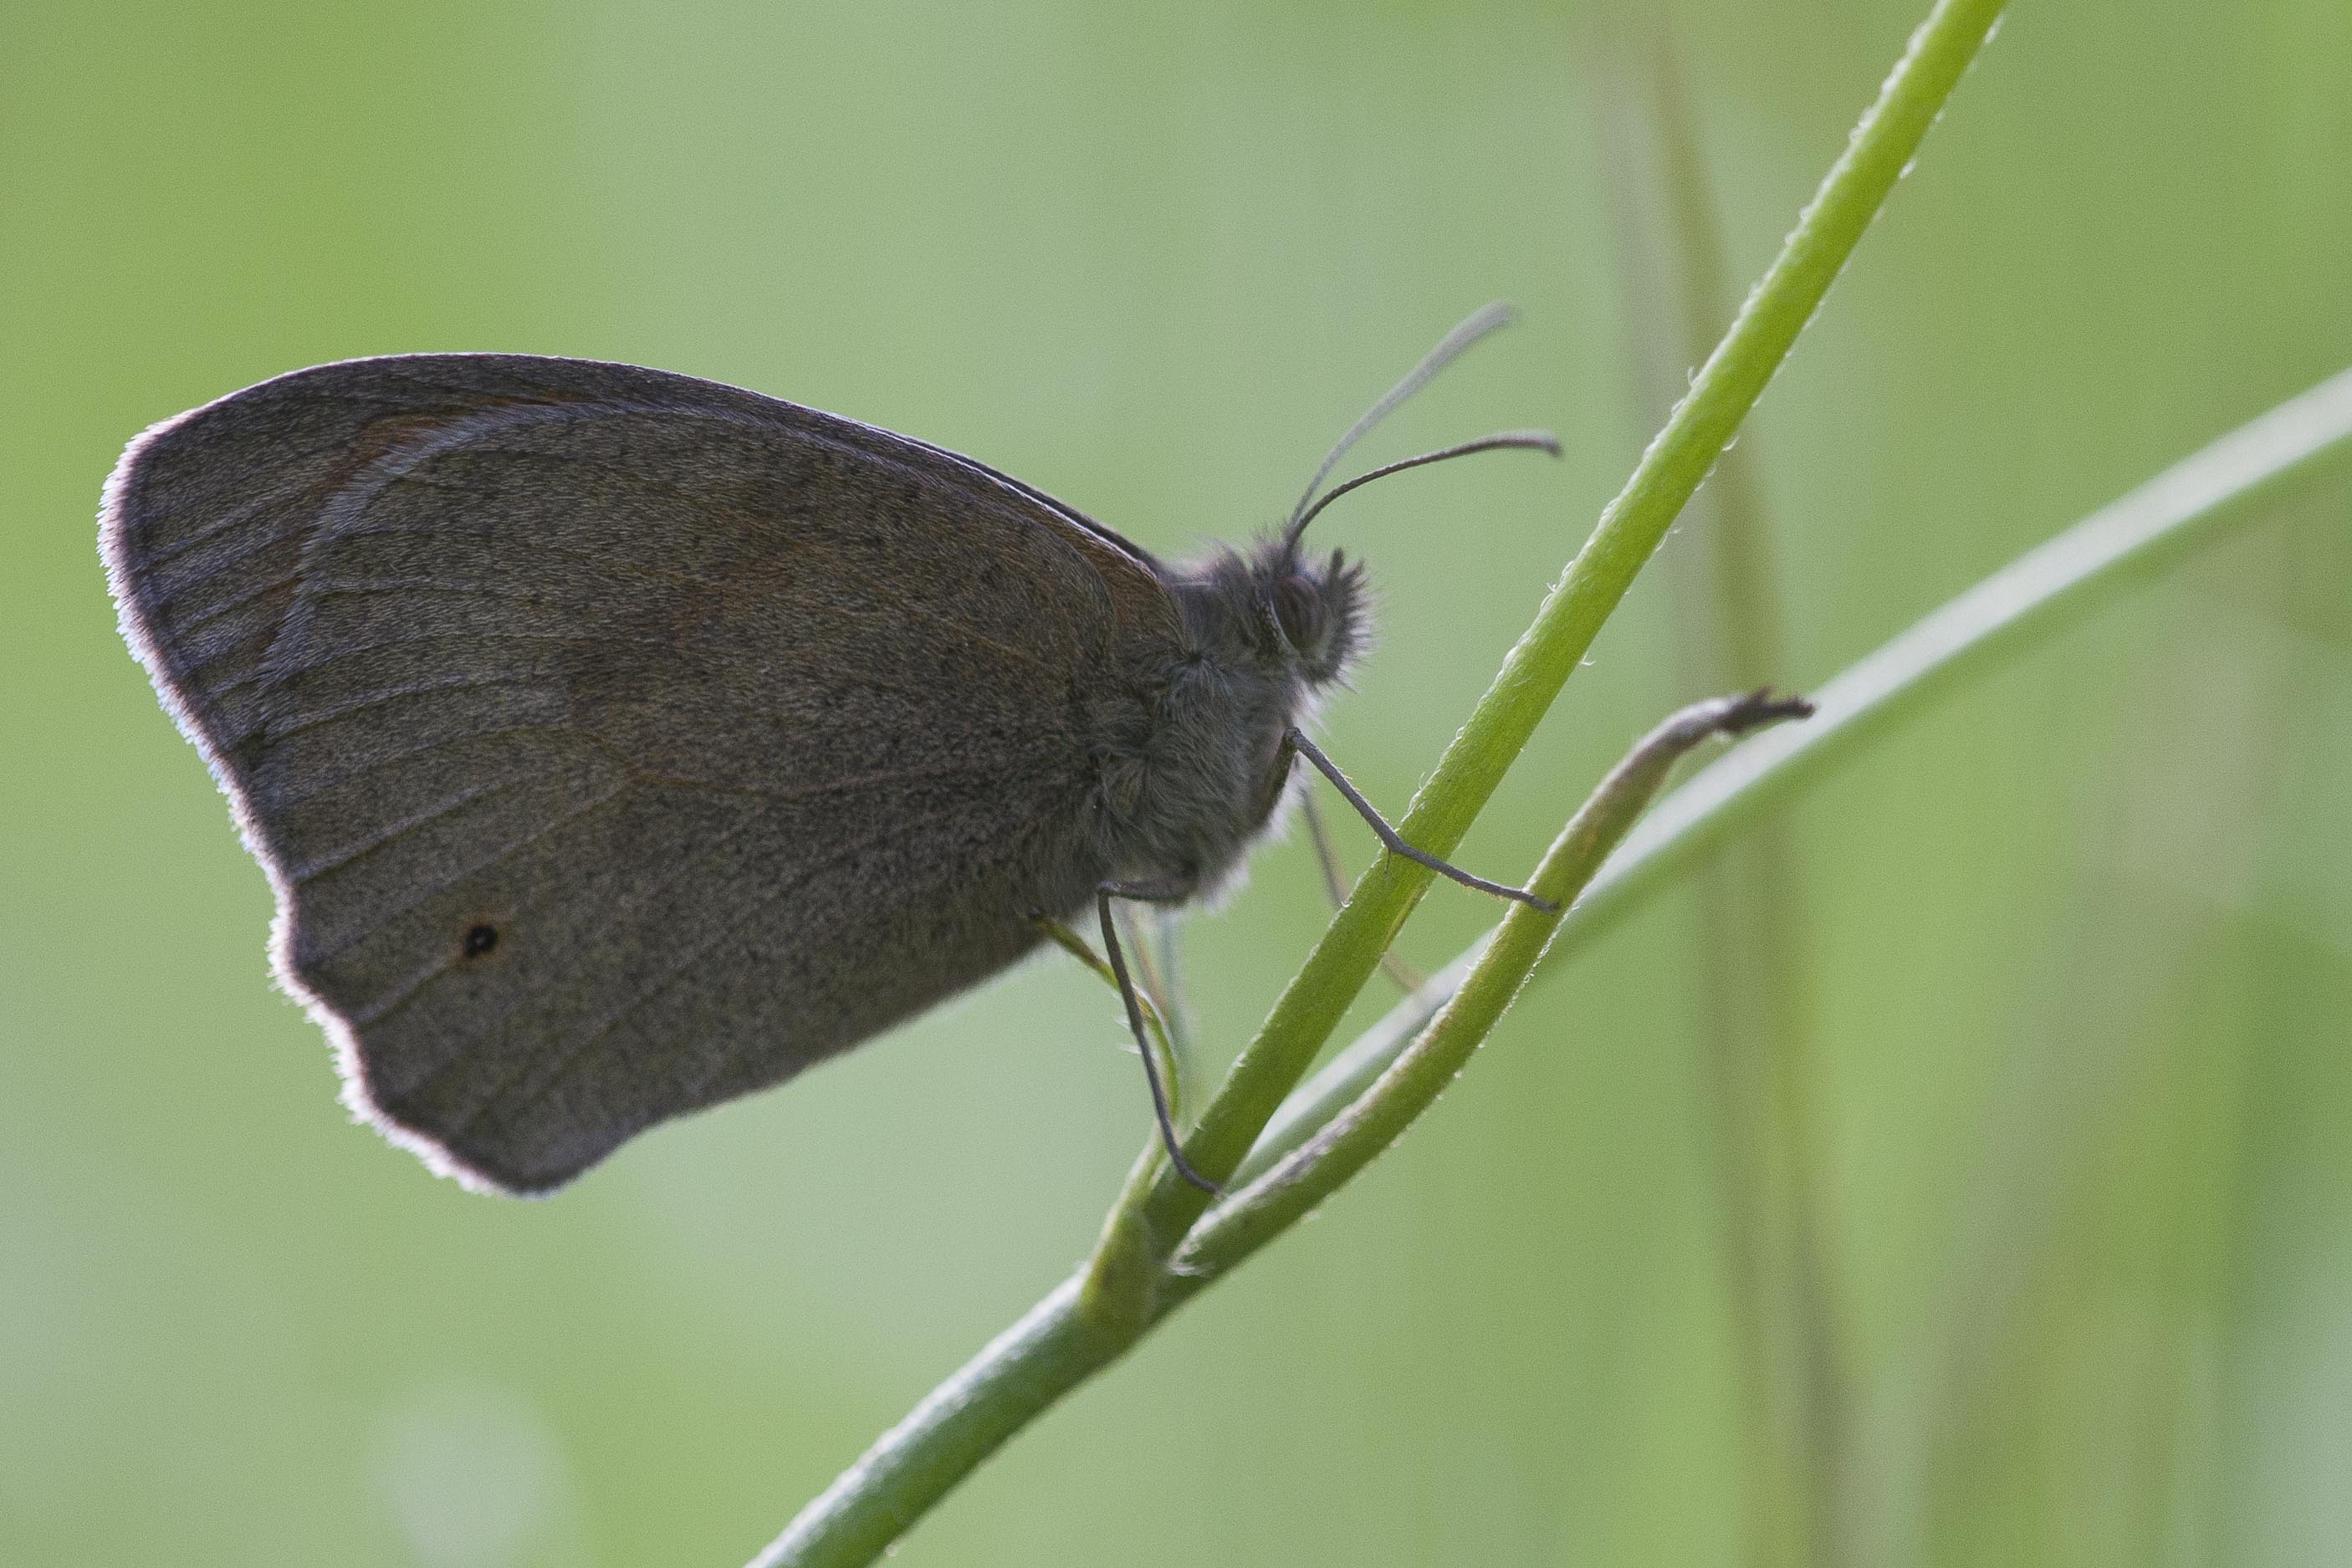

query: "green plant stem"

left=750, top=6, right=2009, bottom=1560
left=748, top=1276, right=1113, bottom=1568
left=1226, top=945, right=1473, bottom=1186
left=1127, top=0, right=2012, bottom=1256
left=1301, top=786, right=1429, bottom=993
left=1247, top=363, right=2352, bottom=1178
left=1168, top=694, right=1806, bottom=1286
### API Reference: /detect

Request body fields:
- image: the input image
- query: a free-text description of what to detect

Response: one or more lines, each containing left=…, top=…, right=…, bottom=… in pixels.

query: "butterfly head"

left=1255, top=535, right=1367, bottom=686
left=1166, top=539, right=1366, bottom=690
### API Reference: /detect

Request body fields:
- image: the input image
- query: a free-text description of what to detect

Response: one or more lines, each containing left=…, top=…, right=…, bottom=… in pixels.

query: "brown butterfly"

left=101, top=307, right=1554, bottom=1194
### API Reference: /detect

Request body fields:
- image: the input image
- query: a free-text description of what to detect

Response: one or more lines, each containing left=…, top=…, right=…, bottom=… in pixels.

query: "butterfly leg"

left=1027, top=908, right=1184, bottom=1065
left=1286, top=731, right=1432, bottom=988
left=1283, top=727, right=1558, bottom=913
left=1297, top=788, right=1431, bottom=992
left=1097, top=881, right=1220, bottom=1193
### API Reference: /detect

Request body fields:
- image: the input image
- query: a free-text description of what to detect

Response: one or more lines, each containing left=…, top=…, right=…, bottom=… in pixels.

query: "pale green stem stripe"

left=1243, top=364, right=2352, bottom=1182
left=1133, top=0, right=2013, bottom=1251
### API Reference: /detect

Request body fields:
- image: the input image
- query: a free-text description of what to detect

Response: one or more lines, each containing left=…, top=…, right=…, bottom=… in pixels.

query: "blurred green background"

left=6, top=2, right=2350, bottom=1564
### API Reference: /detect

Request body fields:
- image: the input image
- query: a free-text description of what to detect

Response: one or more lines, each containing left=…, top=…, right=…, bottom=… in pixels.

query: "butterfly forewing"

left=105, top=355, right=1172, bottom=1192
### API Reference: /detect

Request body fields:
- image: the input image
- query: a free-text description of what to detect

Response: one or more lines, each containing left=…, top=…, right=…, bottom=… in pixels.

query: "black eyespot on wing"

left=462, top=923, right=499, bottom=959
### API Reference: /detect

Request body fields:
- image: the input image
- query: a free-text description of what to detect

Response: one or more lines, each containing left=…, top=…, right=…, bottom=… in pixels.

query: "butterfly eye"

left=1271, top=574, right=1324, bottom=652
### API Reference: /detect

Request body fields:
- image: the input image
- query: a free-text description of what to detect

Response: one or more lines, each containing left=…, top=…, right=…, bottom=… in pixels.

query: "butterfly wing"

left=103, top=353, right=1177, bottom=1193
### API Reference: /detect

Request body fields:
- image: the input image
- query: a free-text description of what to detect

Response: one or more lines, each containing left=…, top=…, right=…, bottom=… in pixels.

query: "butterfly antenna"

left=1286, top=430, right=1562, bottom=547
left=1287, top=302, right=1521, bottom=536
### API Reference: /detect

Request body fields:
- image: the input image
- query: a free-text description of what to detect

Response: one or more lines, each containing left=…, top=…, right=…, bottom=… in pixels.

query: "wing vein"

left=290, top=776, right=540, bottom=883
left=324, top=774, right=646, bottom=988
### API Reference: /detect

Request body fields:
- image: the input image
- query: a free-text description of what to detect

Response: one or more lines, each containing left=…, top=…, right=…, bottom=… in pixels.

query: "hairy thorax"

left=1082, top=542, right=1359, bottom=901
left=1097, top=653, right=1305, bottom=897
